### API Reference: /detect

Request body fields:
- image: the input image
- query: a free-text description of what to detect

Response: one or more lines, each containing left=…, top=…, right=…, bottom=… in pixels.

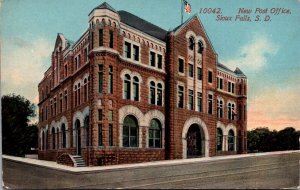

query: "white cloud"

left=2, top=38, right=52, bottom=106
left=221, top=34, right=279, bottom=71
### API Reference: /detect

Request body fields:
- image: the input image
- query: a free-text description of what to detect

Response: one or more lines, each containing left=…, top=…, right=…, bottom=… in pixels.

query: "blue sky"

left=1, top=0, right=299, bottom=130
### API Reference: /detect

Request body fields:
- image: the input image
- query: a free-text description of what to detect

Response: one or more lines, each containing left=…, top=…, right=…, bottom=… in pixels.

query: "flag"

left=183, top=0, right=191, bottom=14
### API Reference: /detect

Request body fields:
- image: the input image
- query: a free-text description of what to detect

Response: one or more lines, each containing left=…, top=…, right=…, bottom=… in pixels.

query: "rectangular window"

left=157, top=54, right=162, bottom=69
left=109, top=124, right=113, bottom=146
left=188, top=90, right=194, bottom=110
left=98, top=124, right=103, bottom=146
left=157, top=88, right=162, bottom=106
left=133, top=45, right=139, bottom=61
left=124, top=80, right=131, bottom=99
left=178, top=58, right=184, bottom=73
left=91, top=32, right=94, bottom=49
left=45, top=106, right=48, bottom=120
left=108, top=66, right=113, bottom=94
left=188, top=64, right=194, bottom=77
left=150, top=51, right=156, bottom=67
left=208, top=71, right=213, bottom=83
left=220, top=78, right=223, bottom=89
left=98, top=65, right=103, bottom=93
left=74, top=57, right=78, bottom=70
left=64, top=90, right=68, bottom=111
left=124, top=42, right=131, bottom=58
left=208, top=94, right=213, bottom=114
left=59, top=94, right=62, bottom=113
left=197, top=67, right=202, bottom=80
left=150, top=87, right=155, bottom=104
left=232, top=83, right=235, bottom=94
left=54, top=98, right=57, bottom=115
left=108, top=111, right=113, bottom=122
left=197, top=92, right=202, bottom=112
left=178, top=85, right=184, bottom=108
left=64, top=64, right=68, bottom=78
left=228, top=81, right=231, bottom=92
left=78, top=54, right=81, bottom=69
left=98, top=109, right=102, bottom=121
left=133, top=82, right=139, bottom=101
left=99, top=29, right=103, bottom=47
left=109, top=30, right=113, bottom=48
left=84, top=47, right=88, bottom=62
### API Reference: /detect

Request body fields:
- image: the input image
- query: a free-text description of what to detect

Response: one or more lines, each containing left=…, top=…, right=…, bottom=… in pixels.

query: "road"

left=3, top=151, right=300, bottom=189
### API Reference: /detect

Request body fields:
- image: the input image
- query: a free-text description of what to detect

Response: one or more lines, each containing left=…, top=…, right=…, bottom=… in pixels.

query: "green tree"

left=2, top=94, right=38, bottom=156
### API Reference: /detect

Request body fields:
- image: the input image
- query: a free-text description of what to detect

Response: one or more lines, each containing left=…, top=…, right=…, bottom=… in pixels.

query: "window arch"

left=188, top=37, right=194, bottom=50
left=61, top=124, right=66, bottom=148
left=198, top=40, right=204, bottom=54
left=123, top=115, right=138, bottom=147
left=228, top=129, right=235, bottom=151
left=217, top=128, right=223, bottom=151
left=149, top=119, right=161, bottom=148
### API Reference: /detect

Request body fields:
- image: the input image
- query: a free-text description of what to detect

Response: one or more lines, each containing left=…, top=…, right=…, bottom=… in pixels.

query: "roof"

left=234, top=67, right=246, bottom=76
left=118, top=10, right=168, bottom=42
left=89, top=2, right=117, bottom=15
left=217, top=62, right=234, bottom=73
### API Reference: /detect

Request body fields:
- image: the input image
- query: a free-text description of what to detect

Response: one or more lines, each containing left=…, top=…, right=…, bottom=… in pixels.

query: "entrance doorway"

left=75, top=119, right=81, bottom=155
left=186, top=124, right=202, bottom=158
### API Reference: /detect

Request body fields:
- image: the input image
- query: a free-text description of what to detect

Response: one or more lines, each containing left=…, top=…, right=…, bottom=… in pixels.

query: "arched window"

left=228, top=103, right=232, bottom=120
left=133, top=77, right=139, bottom=101
left=78, top=83, right=81, bottom=105
left=84, top=116, right=90, bottom=146
left=198, top=41, right=204, bottom=54
left=62, top=124, right=66, bottom=148
left=74, top=85, right=78, bottom=106
left=124, top=74, right=131, bottom=99
left=123, top=115, right=138, bottom=147
left=217, top=128, right=223, bottom=151
left=232, top=104, right=235, bottom=120
left=150, top=81, right=156, bottom=105
left=45, top=129, right=48, bottom=150
left=157, top=83, right=162, bottom=106
left=228, top=129, right=235, bottom=151
left=52, top=127, right=56, bottom=149
left=188, top=37, right=194, bottom=50
left=149, top=119, right=161, bottom=148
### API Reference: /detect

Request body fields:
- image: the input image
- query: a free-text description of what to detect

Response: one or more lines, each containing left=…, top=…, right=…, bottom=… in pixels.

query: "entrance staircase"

left=70, top=155, right=86, bottom=167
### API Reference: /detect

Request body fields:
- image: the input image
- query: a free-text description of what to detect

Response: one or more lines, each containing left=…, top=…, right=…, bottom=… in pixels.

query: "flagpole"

left=181, top=0, right=183, bottom=24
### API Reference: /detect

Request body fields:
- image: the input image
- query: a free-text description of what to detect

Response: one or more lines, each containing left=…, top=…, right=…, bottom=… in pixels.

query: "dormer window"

left=188, top=37, right=194, bottom=50
left=198, top=41, right=204, bottom=54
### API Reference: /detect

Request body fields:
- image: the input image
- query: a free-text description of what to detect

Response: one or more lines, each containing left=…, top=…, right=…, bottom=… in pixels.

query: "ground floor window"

left=149, top=119, right=161, bottom=148
left=123, top=115, right=138, bottom=147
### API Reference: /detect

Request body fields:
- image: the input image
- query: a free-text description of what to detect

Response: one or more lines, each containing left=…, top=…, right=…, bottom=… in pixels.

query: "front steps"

left=71, top=155, right=86, bottom=167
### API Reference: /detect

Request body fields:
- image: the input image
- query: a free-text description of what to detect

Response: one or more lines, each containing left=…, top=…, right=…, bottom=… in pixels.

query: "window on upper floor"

left=133, top=45, right=139, bottom=61
left=227, top=103, right=235, bottom=120
left=208, top=71, right=213, bottom=83
left=124, top=42, right=131, bottom=58
left=123, top=73, right=140, bottom=101
left=84, top=78, right=88, bottom=101
left=150, top=81, right=156, bottom=105
left=157, top=83, right=163, bottom=106
left=99, top=29, right=103, bottom=47
left=208, top=94, right=213, bottom=115
left=149, top=81, right=164, bottom=106
left=157, top=54, right=162, bottom=69
left=84, top=47, right=88, bottom=62
left=59, top=93, right=63, bottom=113
left=178, top=85, right=184, bottom=108
left=188, top=64, right=194, bottom=77
left=188, top=90, right=194, bottom=110
left=150, top=51, right=156, bottom=67
left=217, top=77, right=224, bottom=90
left=189, top=37, right=194, bottom=50
left=109, top=30, right=114, bottom=48
left=108, top=66, right=113, bottom=94
left=197, top=92, right=202, bottom=112
left=99, top=65, right=103, bottom=93
left=64, top=64, right=68, bottom=78
left=197, top=67, right=202, bottom=80
left=178, top=58, right=184, bottom=74
left=64, top=90, right=68, bottom=111
left=228, top=81, right=231, bottom=92
left=198, top=41, right=204, bottom=54
left=54, top=97, right=57, bottom=115
left=217, top=99, right=223, bottom=118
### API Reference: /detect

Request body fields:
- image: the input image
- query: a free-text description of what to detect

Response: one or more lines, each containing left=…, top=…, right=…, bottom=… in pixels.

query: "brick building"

left=38, top=2, right=248, bottom=166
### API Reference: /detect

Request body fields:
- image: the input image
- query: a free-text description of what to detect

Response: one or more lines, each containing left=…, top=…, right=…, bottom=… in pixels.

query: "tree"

left=247, top=127, right=300, bottom=153
left=2, top=94, right=38, bottom=156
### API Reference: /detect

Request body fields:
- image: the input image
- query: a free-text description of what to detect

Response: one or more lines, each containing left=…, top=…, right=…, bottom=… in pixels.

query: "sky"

left=0, top=0, right=299, bottom=131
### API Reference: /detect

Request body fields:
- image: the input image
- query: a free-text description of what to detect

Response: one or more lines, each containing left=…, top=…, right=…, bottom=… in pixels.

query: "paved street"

left=3, top=151, right=300, bottom=189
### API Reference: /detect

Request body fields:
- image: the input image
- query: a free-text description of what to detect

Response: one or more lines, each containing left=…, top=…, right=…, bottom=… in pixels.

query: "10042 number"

left=199, top=8, right=222, bottom=14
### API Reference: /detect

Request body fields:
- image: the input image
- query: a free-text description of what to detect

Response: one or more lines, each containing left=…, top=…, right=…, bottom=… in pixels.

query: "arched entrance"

left=182, top=117, right=209, bottom=158
left=186, top=124, right=203, bottom=158
left=75, top=119, right=81, bottom=155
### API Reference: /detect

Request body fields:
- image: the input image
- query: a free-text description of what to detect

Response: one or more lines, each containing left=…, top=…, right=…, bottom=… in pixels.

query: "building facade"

left=38, top=2, right=248, bottom=166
